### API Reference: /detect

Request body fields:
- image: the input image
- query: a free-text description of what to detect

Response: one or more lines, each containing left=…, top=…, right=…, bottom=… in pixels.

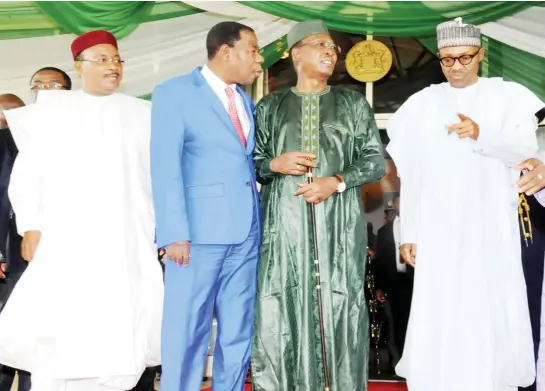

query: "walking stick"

left=306, top=165, right=331, bottom=391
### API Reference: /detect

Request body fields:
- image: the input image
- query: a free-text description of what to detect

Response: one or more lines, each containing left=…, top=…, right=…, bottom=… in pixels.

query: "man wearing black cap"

left=252, top=19, right=385, bottom=391
left=0, top=30, right=163, bottom=391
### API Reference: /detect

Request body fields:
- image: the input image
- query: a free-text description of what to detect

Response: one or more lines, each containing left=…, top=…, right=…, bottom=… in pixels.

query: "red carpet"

left=368, top=383, right=408, bottom=391
left=203, top=382, right=407, bottom=390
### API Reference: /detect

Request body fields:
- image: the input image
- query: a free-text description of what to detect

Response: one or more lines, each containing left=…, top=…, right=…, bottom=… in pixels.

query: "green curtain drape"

left=5, top=1, right=538, bottom=41
left=247, top=1, right=543, bottom=75
left=1, top=0, right=541, bottom=102
left=0, top=1, right=64, bottom=40
left=418, top=36, right=438, bottom=55
left=35, top=1, right=150, bottom=38
left=482, top=36, right=545, bottom=101
left=0, top=1, right=203, bottom=40
left=35, top=2, right=154, bottom=38
left=241, top=1, right=538, bottom=36
left=261, top=36, right=288, bottom=69
left=252, top=1, right=545, bottom=103
left=144, top=1, right=202, bottom=23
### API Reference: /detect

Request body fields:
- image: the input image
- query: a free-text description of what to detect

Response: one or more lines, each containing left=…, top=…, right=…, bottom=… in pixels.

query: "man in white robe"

left=386, top=17, right=544, bottom=391
left=0, top=30, right=163, bottom=391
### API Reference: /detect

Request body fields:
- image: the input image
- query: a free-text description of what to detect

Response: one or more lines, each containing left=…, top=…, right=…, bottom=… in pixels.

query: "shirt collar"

left=202, top=65, right=237, bottom=92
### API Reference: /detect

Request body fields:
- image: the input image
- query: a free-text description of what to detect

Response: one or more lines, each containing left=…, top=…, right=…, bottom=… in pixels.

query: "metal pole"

left=306, top=166, right=331, bottom=391
left=366, top=13, right=374, bottom=109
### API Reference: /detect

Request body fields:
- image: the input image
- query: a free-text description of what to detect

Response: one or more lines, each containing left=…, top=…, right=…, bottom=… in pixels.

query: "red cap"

left=70, top=30, right=118, bottom=60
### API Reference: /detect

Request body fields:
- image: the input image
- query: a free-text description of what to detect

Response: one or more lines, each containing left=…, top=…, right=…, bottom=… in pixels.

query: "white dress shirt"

left=201, top=65, right=250, bottom=139
left=392, top=216, right=407, bottom=273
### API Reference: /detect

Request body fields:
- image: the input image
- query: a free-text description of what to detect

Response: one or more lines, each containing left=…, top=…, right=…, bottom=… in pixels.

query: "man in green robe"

left=251, top=20, right=386, bottom=391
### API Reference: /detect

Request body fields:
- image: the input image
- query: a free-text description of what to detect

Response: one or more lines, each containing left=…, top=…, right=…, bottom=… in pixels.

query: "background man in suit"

left=518, top=108, right=545, bottom=391
left=29, top=67, right=72, bottom=102
left=150, top=21, right=264, bottom=391
left=373, top=195, right=414, bottom=363
left=0, top=94, right=27, bottom=391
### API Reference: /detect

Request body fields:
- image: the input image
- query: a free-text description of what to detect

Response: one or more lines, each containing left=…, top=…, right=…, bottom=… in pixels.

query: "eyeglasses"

left=30, top=82, right=67, bottom=91
left=438, top=50, right=480, bottom=67
left=299, top=40, right=342, bottom=55
left=78, top=58, right=125, bottom=66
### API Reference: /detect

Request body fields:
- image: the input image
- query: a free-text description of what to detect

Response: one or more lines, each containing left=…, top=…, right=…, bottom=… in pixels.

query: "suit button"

left=246, top=181, right=251, bottom=187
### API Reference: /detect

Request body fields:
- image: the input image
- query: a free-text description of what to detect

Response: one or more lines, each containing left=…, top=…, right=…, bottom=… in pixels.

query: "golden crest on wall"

left=346, top=40, right=393, bottom=83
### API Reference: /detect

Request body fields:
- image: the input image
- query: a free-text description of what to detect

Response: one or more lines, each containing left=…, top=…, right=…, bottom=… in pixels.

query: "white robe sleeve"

left=5, top=105, right=46, bottom=235
left=386, top=93, right=424, bottom=244
left=473, top=82, right=543, bottom=167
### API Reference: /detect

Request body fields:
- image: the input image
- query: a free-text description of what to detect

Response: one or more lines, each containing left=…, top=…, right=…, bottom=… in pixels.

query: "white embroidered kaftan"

left=387, top=77, right=544, bottom=391
left=0, top=90, right=163, bottom=390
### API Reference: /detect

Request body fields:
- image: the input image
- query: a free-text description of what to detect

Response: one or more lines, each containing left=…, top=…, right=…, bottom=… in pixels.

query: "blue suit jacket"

left=151, top=67, right=261, bottom=248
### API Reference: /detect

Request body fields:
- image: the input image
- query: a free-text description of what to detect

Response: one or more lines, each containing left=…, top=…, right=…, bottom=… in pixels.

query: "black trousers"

left=0, top=367, right=30, bottom=391
left=0, top=265, right=29, bottom=391
left=0, top=366, right=158, bottom=391
left=519, top=224, right=545, bottom=391
left=130, top=367, right=161, bottom=391
left=389, top=272, right=413, bottom=355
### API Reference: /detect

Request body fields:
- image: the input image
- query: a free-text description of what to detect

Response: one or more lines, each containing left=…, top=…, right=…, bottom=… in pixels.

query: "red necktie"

left=225, top=87, right=247, bottom=147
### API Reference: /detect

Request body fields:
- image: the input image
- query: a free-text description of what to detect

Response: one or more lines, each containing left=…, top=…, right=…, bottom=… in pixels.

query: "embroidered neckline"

left=291, top=86, right=330, bottom=97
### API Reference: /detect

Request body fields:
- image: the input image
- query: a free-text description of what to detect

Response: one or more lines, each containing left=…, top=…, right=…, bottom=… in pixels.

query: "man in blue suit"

left=150, top=21, right=264, bottom=391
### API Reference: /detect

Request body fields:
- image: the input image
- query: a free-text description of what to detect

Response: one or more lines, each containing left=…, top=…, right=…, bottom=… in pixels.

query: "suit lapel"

left=197, top=78, right=234, bottom=132
left=192, top=68, right=256, bottom=154
left=193, top=68, right=245, bottom=149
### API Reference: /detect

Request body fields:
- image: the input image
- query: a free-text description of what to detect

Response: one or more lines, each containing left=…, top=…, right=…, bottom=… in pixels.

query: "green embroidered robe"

left=251, top=86, right=386, bottom=391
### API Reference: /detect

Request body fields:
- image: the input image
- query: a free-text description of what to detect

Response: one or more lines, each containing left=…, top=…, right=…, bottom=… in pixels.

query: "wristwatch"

left=333, top=174, right=346, bottom=193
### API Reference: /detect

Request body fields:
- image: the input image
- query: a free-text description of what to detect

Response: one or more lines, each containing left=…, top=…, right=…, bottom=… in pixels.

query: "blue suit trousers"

left=161, top=209, right=259, bottom=391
